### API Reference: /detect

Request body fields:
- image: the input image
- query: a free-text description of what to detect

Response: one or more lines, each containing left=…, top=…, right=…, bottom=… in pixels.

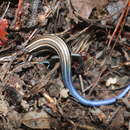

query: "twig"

left=13, top=0, right=24, bottom=30
left=129, top=120, right=130, bottom=130
left=122, top=98, right=130, bottom=109
left=106, top=106, right=121, bottom=124
left=79, top=74, right=85, bottom=96
left=22, top=28, right=38, bottom=47
left=109, top=0, right=130, bottom=56
left=27, top=0, right=40, bottom=27
left=107, top=0, right=129, bottom=50
left=74, top=11, right=113, bottom=29
left=88, top=66, right=107, bottom=96
left=111, top=60, right=130, bottom=69
left=66, top=26, right=91, bottom=42
left=75, top=123, right=95, bottom=130
left=1, top=2, right=10, bottom=19
left=43, top=91, right=57, bottom=112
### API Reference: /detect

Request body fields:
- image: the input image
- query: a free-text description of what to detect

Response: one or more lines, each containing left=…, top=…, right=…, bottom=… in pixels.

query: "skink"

left=25, top=34, right=130, bottom=106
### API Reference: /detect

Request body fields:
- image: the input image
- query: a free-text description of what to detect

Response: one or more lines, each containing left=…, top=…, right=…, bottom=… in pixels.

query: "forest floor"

left=0, top=0, right=130, bottom=129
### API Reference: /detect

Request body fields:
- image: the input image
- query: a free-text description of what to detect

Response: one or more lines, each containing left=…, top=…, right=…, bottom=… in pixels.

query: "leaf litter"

left=0, top=0, right=130, bottom=129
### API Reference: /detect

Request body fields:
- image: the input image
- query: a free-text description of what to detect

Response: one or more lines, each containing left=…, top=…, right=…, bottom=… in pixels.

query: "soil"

left=0, top=0, right=130, bottom=130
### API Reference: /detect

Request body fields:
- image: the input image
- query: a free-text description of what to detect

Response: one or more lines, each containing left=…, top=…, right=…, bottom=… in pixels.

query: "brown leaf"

left=110, top=109, right=124, bottom=130
left=71, top=0, right=108, bottom=19
left=22, top=110, right=51, bottom=129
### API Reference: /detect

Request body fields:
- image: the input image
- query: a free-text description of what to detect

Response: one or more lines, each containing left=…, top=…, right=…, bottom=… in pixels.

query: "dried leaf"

left=110, top=109, right=124, bottom=129
left=71, top=0, right=108, bottom=19
left=0, top=100, right=9, bottom=116
left=22, top=110, right=51, bottom=129
left=60, top=88, right=69, bottom=98
left=90, top=108, right=106, bottom=121
left=0, top=19, right=8, bottom=42
left=71, top=0, right=95, bottom=19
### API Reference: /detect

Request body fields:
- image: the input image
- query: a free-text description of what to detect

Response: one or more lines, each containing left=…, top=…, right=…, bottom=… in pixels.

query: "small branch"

left=79, top=74, right=85, bottom=96
left=1, top=2, right=10, bottom=19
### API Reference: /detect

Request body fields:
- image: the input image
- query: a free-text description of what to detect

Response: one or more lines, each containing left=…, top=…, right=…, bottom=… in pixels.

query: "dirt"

left=0, top=0, right=130, bottom=130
